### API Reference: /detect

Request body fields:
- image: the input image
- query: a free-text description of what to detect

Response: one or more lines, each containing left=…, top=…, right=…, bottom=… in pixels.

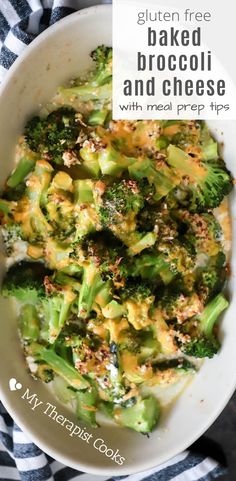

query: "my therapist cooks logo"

left=9, top=378, right=125, bottom=466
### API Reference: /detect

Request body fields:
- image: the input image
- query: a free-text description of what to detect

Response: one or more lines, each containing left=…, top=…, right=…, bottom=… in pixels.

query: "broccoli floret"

left=131, top=251, right=178, bottom=286
left=77, top=259, right=105, bottom=319
left=158, top=287, right=203, bottom=323
left=1, top=224, right=23, bottom=256
left=114, top=395, right=160, bottom=433
left=120, top=281, right=153, bottom=302
left=90, top=45, right=112, bottom=85
left=162, top=120, right=201, bottom=150
left=16, top=160, right=54, bottom=242
left=2, top=263, right=80, bottom=343
left=199, top=122, right=220, bottom=163
left=166, top=145, right=233, bottom=212
left=118, top=281, right=155, bottom=330
left=70, top=334, right=126, bottom=403
left=27, top=342, right=89, bottom=390
left=196, top=252, right=227, bottom=302
left=2, top=263, right=78, bottom=343
left=97, top=145, right=136, bottom=176
left=59, top=46, right=112, bottom=102
left=73, top=179, right=101, bottom=241
left=6, top=153, right=36, bottom=189
left=46, top=171, right=75, bottom=242
left=99, top=180, right=157, bottom=254
left=128, top=156, right=180, bottom=201
left=137, top=204, right=178, bottom=241
left=41, top=274, right=79, bottom=343
left=25, top=107, right=83, bottom=165
left=1, top=262, right=47, bottom=304
left=181, top=293, right=229, bottom=358
left=175, top=210, right=223, bottom=257
left=100, top=179, right=144, bottom=227
left=81, top=233, right=129, bottom=285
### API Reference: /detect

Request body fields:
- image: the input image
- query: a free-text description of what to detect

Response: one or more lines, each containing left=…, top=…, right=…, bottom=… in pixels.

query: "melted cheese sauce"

left=4, top=114, right=233, bottom=421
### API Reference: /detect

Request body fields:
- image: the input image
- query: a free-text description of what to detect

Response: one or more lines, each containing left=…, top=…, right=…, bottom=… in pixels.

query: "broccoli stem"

left=76, top=386, right=98, bottom=427
left=0, top=199, right=15, bottom=215
left=79, top=148, right=100, bottom=177
left=98, top=146, right=136, bottom=175
left=87, top=109, right=108, bottom=126
left=132, top=253, right=177, bottom=285
left=167, top=145, right=205, bottom=179
left=74, top=180, right=94, bottom=204
left=202, top=142, right=218, bottom=161
left=128, top=232, right=157, bottom=256
left=114, top=396, right=160, bottom=433
left=102, top=300, right=125, bottom=319
left=152, top=358, right=196, bottom=373
left=197, top=293, right=229, bottom=337
left=45, top=294, right=75, bottom=343
left=31, top=344, right=89, bottom=390
left=7, top=156, right=36, bottom=188
left=19, top=304, right=40, bottom=341
left=95, top=280, right=112, bottom=308
left=58, top=83, right=112, bottom=102
left=78, top=264, right=104, bottom=318
left=128, top=158, right=176, bottom=200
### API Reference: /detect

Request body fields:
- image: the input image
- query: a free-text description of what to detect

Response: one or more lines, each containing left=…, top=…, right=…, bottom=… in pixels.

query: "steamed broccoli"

left=120, top=281, right=153, bottom=303
left=0, top=224, right=24, bottom=256
left=15, top=160, right=54, bottom=242
left=97, top=145, right=136, bottom=176
left=181, top=293, right=229, bottom=358
left=100, top=180, right=157, bottom=254
left=0, top=198, right=17, bottom=224
left=1, top=262, right=47, bottom=304
left=58, top=45, right=112, bottom=102
left=199, top=122, right=220, bottom=163
left=27, top=342, right=89, bottom=390
left=77, top=259, right=105, bottom=319
left=76, top=385, right=98, bottom=427
left=6, top=151, right=37, bottom=189
left=137, top=204, right=178, bottom=241
left=73, top=179, right=102, bottom=241
left=158, top=286, right=203, bottom=323
left=152, top=357, right=196, bottom=373
left=131, top=252, right=177, bottom=286
left=166, top=145, right=233, bottom=212
left=87, top=109, right=108, bottom=126
left=80, top=232, right=129, bottom=285
left=2, top=262, right=79, bottom=343
left=117, top=281, right=155, bottom=330
left=114, top=395, right=160, bottom=433
left=174, top=210, right=223, bottom=257
left=196, top=252, right=227, bottom=302
left=19, top=304, right=40, bottom=341
left=40, top=274, right=79, bottom=343
left=128, top=156, right=180, bottom=201
left=100, top=179, right=144, bottom=227
left=24, top=107, right=83, bottom=165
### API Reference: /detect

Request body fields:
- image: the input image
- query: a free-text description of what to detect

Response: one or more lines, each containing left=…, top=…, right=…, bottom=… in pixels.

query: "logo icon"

left=9, top=378, right=22, bottom=391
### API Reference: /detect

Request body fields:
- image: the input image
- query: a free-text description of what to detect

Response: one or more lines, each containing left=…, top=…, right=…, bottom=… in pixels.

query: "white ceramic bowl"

left=0, top=5, right=236, bottom=476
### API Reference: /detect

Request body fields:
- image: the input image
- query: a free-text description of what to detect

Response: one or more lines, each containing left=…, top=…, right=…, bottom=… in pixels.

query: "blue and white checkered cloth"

left=0, top=1, right=229, bottom=480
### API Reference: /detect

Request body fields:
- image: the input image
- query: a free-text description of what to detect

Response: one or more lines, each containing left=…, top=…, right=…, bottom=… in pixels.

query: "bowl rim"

left=0, top=3, right=236, bottom=476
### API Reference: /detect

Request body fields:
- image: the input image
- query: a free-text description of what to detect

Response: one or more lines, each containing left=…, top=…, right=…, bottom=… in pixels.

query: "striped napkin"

left=0, top=1, right=228, bottom=480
